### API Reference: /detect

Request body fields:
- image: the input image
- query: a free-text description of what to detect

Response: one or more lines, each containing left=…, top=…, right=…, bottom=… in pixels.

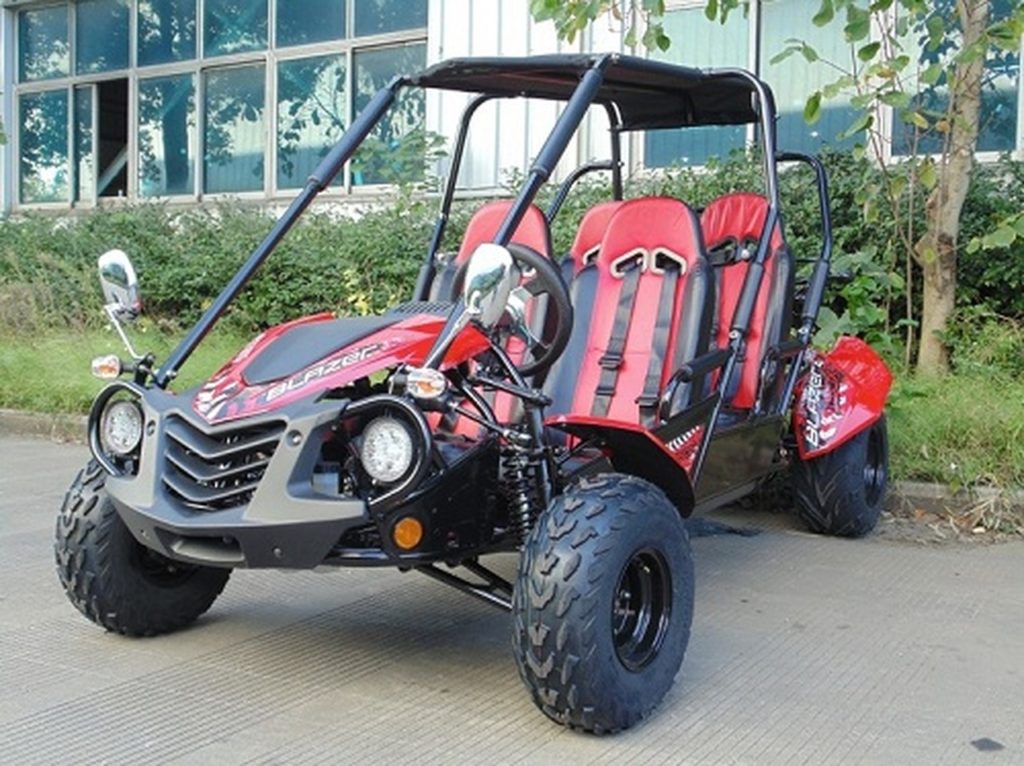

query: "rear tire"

left=512, top=474, right=694, bottom=734
left=792, top=415, right=888, bottom=537
left=55, top=460, right=231, bottom=636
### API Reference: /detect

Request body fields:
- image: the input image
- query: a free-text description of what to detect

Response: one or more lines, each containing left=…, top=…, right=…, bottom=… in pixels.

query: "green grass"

left=2, top=330, right=1022, bottom=491
left=0, top=326, right=250, bottom=415
left=888, top=372, right=1024, bottom=490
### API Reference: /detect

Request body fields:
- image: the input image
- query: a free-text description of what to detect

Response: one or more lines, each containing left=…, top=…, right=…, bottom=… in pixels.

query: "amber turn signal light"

left=392, top=517, right=424, bottom=550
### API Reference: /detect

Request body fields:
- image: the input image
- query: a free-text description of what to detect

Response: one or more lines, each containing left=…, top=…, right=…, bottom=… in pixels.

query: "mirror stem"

left=104, top=304, right=143, bottom=361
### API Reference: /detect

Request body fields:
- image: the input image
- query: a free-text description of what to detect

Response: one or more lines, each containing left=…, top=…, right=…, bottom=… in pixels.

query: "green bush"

left=2, top=151, right=1022, bottom=350
left=0, top=195, right=440, bottom=333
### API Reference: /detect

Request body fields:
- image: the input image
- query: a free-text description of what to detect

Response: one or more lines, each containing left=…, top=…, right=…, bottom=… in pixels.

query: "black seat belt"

left=591, top=262, right=642, bottom=418
left=637, top=264, right=681, bottom=425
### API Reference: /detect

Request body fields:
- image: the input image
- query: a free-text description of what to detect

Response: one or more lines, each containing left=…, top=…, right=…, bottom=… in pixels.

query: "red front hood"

left=192, top=312, right=489, bottom=424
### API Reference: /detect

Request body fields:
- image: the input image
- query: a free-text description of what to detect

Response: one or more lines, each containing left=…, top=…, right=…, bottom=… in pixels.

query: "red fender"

left=545, top=414, right=697, bottom=513
left=793, top=336, right=892, bottom=460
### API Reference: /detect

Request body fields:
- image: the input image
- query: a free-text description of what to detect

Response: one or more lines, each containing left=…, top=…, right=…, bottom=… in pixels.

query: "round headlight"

left=100, top=399, right=143, bottom=456
left=360, top=416, right=414, bottom=484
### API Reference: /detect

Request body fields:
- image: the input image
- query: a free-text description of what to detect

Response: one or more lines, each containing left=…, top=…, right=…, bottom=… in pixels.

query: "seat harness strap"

left=638, top=265, right=681, bottom=425
left=591, top=263, right=642, bottom=418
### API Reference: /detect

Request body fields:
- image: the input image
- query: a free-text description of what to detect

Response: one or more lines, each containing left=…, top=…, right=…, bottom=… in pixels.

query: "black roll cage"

left=152, top=52, right=834, bottom=493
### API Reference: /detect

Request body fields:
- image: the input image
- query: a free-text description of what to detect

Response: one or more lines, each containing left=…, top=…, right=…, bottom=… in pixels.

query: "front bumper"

left=102, top=387, right=369, bottom=569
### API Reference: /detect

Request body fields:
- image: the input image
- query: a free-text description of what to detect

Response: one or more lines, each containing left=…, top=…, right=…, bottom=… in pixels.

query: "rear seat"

left=700, top=192, right=794, bottom=412
left=427, top=200, right=552, bottom=303
left=545, top=197, right=713, bottom=426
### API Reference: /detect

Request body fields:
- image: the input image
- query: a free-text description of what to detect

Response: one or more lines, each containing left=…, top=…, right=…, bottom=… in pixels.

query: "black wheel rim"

left=863, top=422, right=887, bottom=506
left=612, top=549, right=672, bottom=672
left=130, top=541, right=199, bottom=587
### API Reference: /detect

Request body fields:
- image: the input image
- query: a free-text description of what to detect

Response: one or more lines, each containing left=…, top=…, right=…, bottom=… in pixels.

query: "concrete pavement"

left=1, top=437, right=1021, bottom=765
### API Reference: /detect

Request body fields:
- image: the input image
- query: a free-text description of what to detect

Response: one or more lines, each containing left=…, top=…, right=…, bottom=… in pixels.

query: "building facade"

left=0, top=0, right=1021, bottom=214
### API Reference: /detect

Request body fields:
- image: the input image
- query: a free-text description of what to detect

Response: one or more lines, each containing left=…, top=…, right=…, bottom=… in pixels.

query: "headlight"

left=99, top=399, right=143, bottom=456
left=360, top=416, right=414, bottom=484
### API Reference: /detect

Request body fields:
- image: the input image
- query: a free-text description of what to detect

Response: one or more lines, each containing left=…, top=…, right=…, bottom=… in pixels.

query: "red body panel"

left=793, top=336, right=893, bottom=460
left=193, top=313, right=491, bottom=424
left=546, top=413, right=697, bottom=510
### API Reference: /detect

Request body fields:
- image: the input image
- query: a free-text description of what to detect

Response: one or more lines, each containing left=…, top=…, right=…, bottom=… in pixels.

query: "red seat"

left=559, top=197, right=712, bottom=423
left=456, top=200, right=551, bottom=264
left=701, top=192, right=793, bottom=410
left=438, top=201, right=553, bottom=436
left=568, top=201, right=623, bottom=271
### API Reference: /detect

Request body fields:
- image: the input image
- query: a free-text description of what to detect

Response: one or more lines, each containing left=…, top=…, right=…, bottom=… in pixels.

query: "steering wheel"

left=451, top=243, right=572, bottom=377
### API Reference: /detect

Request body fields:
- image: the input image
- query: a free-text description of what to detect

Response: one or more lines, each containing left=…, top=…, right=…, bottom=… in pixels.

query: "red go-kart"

left=58, top=54, right=892, bottom=734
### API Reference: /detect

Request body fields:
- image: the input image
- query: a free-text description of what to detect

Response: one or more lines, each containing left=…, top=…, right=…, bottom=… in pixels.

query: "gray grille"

left=162, top=416, right=285, bottom=511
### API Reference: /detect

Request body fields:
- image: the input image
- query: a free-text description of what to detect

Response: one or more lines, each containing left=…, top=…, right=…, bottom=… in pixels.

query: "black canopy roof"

left=408, top=54, right=763, bottom=131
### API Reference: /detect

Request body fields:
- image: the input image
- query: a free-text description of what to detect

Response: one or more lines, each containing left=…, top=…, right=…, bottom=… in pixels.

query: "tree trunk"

left=914, top=0, right=988, bottom=375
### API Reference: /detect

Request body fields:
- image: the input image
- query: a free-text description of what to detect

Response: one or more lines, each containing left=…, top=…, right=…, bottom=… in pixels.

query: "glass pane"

left=644, top=7, right=748, bottom=167
left=138, top=0, right=197, bottom=66
left=277, top=0, right=345, bottom=47
left=352, top=43, right=427, bottom=185
left=277, top=56, right=347, bottom=189
left=205, top=0, right=268, bottom=56
left=76, top=0, right=130, bottom=74
left=20, top=90, right=70, bottom=204
left=74, top=86, right=94, bottom=202
left=18, top=6, right=69, bottom=82
left=893, top=0, right=1019, bottom=155
left=354, top=0, right=426, bottom=37
left=140, top=74, right=196, bottom=196
left=204, top=65, right=266, bottom=194
left=761, top=0, right=861, bottom=153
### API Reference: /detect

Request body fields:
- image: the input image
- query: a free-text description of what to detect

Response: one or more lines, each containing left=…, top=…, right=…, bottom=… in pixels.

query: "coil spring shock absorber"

left=501, top=446, right=540, bottom=544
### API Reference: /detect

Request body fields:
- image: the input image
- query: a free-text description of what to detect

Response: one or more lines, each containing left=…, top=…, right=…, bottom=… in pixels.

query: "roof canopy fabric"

left=409, top=54, right=762, bottom=130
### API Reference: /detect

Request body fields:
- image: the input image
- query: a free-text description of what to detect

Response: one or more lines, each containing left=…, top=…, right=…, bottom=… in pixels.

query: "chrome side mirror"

left=98, top=249, right=141, bottom=321
left=97, top=250, right=143, bottom=359
left=422, top=243, right=519, bottom=369
left=462, top=243, right=517, bottom=329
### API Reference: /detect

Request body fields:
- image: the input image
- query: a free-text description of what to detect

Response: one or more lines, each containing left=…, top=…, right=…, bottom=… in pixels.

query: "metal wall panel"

left=427, top=0, right=630, bottom=196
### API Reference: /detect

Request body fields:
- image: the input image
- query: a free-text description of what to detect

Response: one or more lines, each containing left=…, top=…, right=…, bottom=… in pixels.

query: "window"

left=74, top=86, right=94, bottom=202
left=645, top=0, right=1024, bottom=169
left=204, top=65, right=266, bottom=194
left=12, top=0, right=428, bottom=209
left=277, top=0, right=345, bottom=47
left=138, top=0, right=197, bottom=66
left=204, top=0, right=268, bottom=57
left=354, top=0, right=427, bottom=37
left=20, top=90, right=69, bottom=203
left=277, top=55, right=347, bottom=189
left=893, top=0, right=1020, bottom=156
left=139, top=74, right=196, bottom=196
left=351, top=43, right=428, bottom=185
left=18, top=6, right=70, bottom=81
left=76, top=0, right=130, bottom=73
left=645, top=5, right=748, bottom=167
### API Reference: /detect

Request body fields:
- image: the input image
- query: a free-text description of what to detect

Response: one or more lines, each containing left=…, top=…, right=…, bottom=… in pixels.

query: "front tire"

left=512, top=474, right=695, bottom=734
left=792, top=414, right=889, bottom=537
left=55, top=460, right=231, bottom=636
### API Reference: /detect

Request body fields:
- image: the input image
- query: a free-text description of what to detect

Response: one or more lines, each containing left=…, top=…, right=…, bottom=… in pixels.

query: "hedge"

left=2, top=151, right=1023, bottom=374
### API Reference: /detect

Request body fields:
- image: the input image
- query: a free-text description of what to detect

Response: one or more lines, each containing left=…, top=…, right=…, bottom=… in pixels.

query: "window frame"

left=11, top=0, right=427, bottom=211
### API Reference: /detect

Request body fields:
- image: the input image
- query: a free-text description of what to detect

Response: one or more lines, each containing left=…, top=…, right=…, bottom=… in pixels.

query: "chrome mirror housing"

left=98, top=249, right=142, bottom=321
left=462, top=243, right=517, bottom=329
